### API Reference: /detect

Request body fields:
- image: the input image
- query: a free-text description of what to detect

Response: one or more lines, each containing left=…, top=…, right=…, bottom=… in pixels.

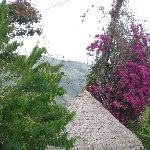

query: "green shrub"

left=0, top=3, right=75, bottom=150
left=127, top=106, right=150, bottom=150
left=0, top=48, right=75, bottom=150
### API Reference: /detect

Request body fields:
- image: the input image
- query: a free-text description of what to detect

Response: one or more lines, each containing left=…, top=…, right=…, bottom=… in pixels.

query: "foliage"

left=3, top=0, right=42, bottom=37
left=84, top=72, right=101, bottom=101
left=85, top=0, right=150, bottom=128
left=85, top=1, right=150, bottom=147
left=127, top=106, right=150, bottom=150
left=0, top=4, right=75, bottom=150
left=102, top=24, right=150, bottom=126
left=0, top=49, right=75, bottom=150
left=0, top=2, right=22, bottom=65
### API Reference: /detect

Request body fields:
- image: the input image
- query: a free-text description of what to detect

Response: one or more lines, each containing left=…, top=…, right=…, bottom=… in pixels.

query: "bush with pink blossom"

left=86, top=24, right=150, bottom=126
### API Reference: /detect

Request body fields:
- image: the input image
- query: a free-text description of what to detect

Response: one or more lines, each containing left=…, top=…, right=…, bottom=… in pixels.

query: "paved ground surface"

left=48, top=91, right=144, bottom=150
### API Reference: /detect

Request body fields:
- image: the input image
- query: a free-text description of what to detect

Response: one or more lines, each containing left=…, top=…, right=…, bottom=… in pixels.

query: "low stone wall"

left=48, top=90, right=144, bottom=150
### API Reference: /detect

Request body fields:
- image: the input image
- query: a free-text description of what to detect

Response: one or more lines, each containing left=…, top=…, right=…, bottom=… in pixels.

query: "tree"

left=0, top=3, right=75, bottom=150
left=0, top=0, right=42, bottom=64
left=0, top=2, right=22, bottom=65
left=1, top=0, right=42, bottom=38
left=85, top=0, right=129, bottom=100
left=87, top=0, right=131, bottom=98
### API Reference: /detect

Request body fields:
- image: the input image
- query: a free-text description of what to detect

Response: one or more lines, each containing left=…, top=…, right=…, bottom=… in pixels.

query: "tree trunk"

left=96, top=0, right=125, bottom=101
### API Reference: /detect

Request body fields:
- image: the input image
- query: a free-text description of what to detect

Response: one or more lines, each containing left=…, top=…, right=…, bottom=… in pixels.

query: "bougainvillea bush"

left=86, top=19, right=150, bottom=149
left=83, top=1, right=150, bottom=147
left=87, top=23, right=150, bottom=125
left=102, top=24, right=150, bottom=126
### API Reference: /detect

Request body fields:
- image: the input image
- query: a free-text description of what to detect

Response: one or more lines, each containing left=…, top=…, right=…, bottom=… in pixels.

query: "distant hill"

left=1, top=56, right=90, bottom=105
left=39, top=56, right=90, bottom=105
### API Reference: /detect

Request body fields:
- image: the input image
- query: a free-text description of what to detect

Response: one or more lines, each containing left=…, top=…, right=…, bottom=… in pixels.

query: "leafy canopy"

left=0, top=3, right=75, bottom=150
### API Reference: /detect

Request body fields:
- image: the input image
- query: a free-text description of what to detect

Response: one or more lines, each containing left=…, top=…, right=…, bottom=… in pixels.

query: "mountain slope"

left=40, top=56, right=90, bottom=105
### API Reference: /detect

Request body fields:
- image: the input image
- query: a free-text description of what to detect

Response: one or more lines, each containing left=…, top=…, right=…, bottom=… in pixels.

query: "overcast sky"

left=3, top=0, right=150, bottom=64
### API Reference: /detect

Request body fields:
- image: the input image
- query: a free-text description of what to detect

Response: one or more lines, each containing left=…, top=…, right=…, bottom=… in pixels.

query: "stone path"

left=48, top=91, right=144, bottom=150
